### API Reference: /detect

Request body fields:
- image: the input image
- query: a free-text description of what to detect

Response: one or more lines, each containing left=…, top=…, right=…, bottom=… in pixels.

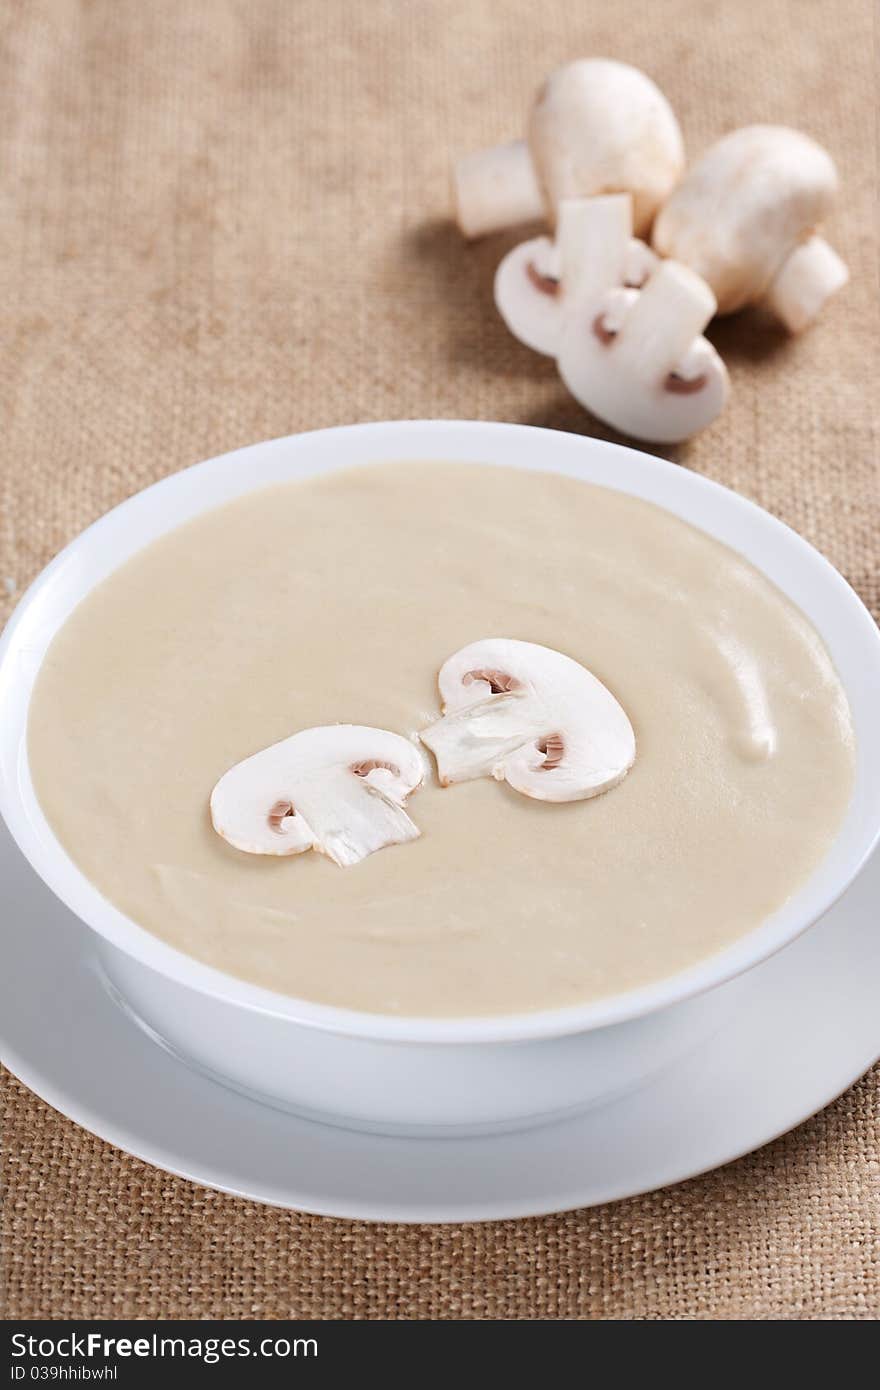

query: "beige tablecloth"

left=1, top=0, right=877, bottom=1320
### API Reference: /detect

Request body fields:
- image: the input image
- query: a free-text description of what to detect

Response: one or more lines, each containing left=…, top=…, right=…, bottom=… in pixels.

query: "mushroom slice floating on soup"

left=419, top=638, right=636, bottom=802
left=210, top=725, right=425, bottom=868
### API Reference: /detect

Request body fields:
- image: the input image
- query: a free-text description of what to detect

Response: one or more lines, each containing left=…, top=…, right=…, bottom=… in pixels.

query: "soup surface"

left=28, top=461, right=855, bottom=1016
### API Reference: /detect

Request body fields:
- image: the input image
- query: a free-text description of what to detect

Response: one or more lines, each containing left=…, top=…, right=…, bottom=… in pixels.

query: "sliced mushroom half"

left=494, top=228, right=658, bottom=358
left=210, top=725, right=425, bottom=868
left=554, top=195, right=729, bottom=443
left=419, top=638, right=635, bottom=803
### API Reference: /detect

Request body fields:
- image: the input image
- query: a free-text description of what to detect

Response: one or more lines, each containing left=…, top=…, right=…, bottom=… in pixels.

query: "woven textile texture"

left=1, top=0, right=878, bottom=1319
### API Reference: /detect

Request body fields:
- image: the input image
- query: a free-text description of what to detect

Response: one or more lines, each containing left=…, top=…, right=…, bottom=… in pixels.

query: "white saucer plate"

left=2, top=823, right=877, bottom=1223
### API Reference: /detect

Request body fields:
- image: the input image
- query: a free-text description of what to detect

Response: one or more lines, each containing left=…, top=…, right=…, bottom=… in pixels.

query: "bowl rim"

left=2, top=419, right=879, bottom=1045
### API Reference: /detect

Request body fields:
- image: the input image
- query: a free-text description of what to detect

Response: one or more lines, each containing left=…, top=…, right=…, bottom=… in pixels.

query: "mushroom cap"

left=420, top=638, right=636, bottom=803
left=527, top=59, right=685, bottom=237
left=210, top=724, right=424, bottom=868
left=652, top=125, right=840, bottom=314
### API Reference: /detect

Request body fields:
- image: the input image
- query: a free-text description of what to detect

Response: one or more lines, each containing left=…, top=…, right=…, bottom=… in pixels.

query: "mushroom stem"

left=764, top=235, right=849, bottom=333
left=617, top=262, right=717, bottom=380
left=557, top=196, right=630, bottom=301
left=453, top=140, right=544, bottom=239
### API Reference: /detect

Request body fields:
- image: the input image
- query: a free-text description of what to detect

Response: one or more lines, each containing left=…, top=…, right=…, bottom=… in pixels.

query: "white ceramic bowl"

left=2, top=422, right=879, bottom=1134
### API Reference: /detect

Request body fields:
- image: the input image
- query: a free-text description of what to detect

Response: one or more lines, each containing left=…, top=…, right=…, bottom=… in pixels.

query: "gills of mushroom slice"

left=419, top=639, right=635, bottom=803
left=494, top=224, right=658, bottom=357
left=652, top=125, right=849, bottom=332
left=554, top=195, right=729, bottom=444
left=454, top=59, right=684, bottom=240
left=210, top=725, right=424, bottom=868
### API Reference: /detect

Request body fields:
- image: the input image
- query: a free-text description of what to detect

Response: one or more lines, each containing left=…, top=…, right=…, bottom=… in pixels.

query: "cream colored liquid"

left=28, top=462, right=855, bottom=1016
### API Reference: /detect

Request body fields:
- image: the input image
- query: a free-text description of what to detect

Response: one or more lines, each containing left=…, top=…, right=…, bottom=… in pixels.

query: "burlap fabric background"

left=2, top=0, right=878, bottom=1320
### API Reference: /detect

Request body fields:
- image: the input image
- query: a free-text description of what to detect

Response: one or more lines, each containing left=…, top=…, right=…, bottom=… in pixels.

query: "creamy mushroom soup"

left=28, top=462, right=855, bottom=1016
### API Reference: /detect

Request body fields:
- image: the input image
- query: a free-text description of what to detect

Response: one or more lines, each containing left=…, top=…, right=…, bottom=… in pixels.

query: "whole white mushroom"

left=454, top=59, right=684, bottom=240
left=652, top=125, right=848, bottom=332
